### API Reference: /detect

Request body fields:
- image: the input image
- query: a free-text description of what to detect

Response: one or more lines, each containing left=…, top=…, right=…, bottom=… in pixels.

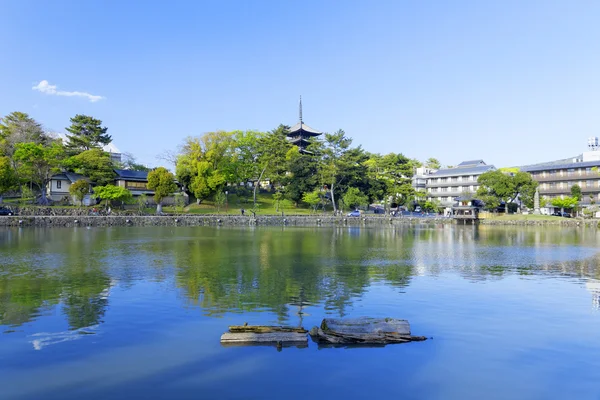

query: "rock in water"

left=309, top=317, right=427, bottom=344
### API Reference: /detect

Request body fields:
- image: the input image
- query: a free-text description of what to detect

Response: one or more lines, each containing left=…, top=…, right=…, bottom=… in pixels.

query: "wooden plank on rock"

left=220, top=332, right=308, bottom=344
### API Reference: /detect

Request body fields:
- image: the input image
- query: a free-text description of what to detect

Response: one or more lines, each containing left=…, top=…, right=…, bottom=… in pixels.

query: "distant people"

left=107, top=206, right=112, bottom=215
left=241, top=208, right=245, bottom=216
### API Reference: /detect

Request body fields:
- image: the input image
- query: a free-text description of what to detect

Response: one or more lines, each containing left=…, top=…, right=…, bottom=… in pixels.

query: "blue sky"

left=1, top=0, right=600, bottom=168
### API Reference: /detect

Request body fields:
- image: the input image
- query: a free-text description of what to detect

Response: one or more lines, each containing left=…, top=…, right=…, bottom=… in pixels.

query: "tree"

left=342, top=187, right=369, bottom=210
left=317, top=130, right=352, bottom=213
left=551, top=196, right=578, bottom=214
left=175, top=132, right=234, bottom=204
left=65, top=149, right=115, bottom=186
left=0, top=156, right=18, bottom=203
left=250, top=129, right=292, bottom=207
left=476, top=170, right=538, bottom=212
left=13, top=142, right=65, bottom=205
left=69, top=179, right=90, bottom=206
left=137, top=193, right=148, bottom=214
left=0, top=112, right=48, bottom=159
left=147, top=167, right=177, bottom=214
left=65, top=114, right=111, bottom=154
left=302, top=190, right=321, bottom=213
left=116, top=153, right=150, bottom=171
left=93, top=185, right=132, bottom=208
left=424, top=158, right=441, bottom=170
left=273, top=190, right=284, bottom=212
left=571, top=184, right=582, bottom=201
left=284, top=151, right=319, bottom=206
left=214, top=190, right=226, bottom=213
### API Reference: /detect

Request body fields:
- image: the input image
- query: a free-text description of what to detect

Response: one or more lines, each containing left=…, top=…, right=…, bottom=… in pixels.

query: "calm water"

left=1, top=225, right=599, bottom=400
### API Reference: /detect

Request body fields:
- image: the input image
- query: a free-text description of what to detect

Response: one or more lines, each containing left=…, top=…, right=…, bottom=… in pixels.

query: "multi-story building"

left=412, top=166, right=436, bottom=192
left=522, top=137, right=600, bottom=205
left=426, top=160, right=496, bottom=206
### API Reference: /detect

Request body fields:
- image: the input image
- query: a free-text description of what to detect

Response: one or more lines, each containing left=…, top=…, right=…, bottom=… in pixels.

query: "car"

left=0, top=206, right=14, bottom=216
left=414, top=206, right=422, bottom=213
left=552, top=211, right=572, bottom=218
left=347, top=210, right=361, bottom=217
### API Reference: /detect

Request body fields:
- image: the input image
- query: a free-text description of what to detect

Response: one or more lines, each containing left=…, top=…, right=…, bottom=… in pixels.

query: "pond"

left=1, top=225, right=599, bottom=400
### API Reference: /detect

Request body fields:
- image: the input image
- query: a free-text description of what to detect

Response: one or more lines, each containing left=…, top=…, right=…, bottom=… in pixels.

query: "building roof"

left=428, top=162, right=495, bottom=178
left=114, top=169, right=148, bottom=181
left=287, top=122, right=322, bottom=136
left=521, top=157, right=600, bottom=173
left=458, top=160, right=486, bottom=167
left=51, top=172, right=88, bottom=183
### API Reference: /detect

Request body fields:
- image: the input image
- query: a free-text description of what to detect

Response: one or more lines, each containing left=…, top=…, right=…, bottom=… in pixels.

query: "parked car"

left=414, top=206, right=422, bottom=213
left=552, top=211, right=572, bottom=218
left=347, top=210, right=361, bottom=217
left=0, top=206, right=14, bottom=216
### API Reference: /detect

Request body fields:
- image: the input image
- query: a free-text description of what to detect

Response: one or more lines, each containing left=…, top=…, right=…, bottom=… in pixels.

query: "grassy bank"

left=481, top=214, right=572, bottom=222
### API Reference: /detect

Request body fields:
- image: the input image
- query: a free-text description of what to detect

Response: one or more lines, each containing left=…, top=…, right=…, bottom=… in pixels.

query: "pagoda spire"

left=299, top=95, right=303, bottom=123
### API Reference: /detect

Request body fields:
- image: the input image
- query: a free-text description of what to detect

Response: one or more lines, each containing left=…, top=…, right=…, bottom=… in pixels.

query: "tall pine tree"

left=65, top=114, right=111, bottom=155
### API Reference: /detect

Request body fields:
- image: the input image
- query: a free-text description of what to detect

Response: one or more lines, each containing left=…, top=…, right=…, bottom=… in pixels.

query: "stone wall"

left=0, top=214, right=597, bottom=228
left=0, top=215, right=453, bottom=228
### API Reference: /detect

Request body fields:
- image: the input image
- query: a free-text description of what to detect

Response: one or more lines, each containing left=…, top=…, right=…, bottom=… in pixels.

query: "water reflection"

left=1, top=225, right=600, bottom=331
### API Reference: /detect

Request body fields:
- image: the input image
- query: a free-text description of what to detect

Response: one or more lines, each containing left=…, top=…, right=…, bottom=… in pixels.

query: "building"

left=412, top=166, right=436, bottom=192
left=426, top=160, right=496, bottom=207
left=47, top=172, right=92, bottom=204
left=522, top=137, right=600, bottom=206
left=114, top=169, right=153, bottom=196
left=48, top=169, right=186, bottom=206
left=286, top=97, right=322, bottom=153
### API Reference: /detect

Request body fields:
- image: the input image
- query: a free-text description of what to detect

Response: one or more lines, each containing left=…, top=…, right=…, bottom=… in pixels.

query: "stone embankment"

left=479, top=218, right=598, bottom=228
left=0, top=215, right=453, bottom=227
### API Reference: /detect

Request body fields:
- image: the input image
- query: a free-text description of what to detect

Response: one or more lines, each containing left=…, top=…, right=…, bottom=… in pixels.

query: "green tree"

left=284, top=150, right=319, bottom=206
left=65, top=114, right=111, bottom=154
left=69, top=179, right=90, bottom=206
left=147, top=167, right=177, bottom=214
left=250, top=129, right=292, bottom=207
left=571, top=184, right=582, bottom=201
left=477, top=170, right=538, bottom=212
left=93, top=185, right=132, bottom=208
left=551, top=196, right=578, bottom=214
left=302, top=190, right=321, bottom=213
left=317, top=130, right=352, bottom=214
left=273, top=190, right=284, bottom=212
left=0, top=156, right=18, bottom=203
left=116, top=153, right=150, bottom=171
left=176, top=131, right=234, bottom=203
left=0, top=112, right=49, bottom=159
left=342, top=187, right=369, bottom=210
left=214, top=190, right=226, bottom=213
left=424, top=157, right=441, bottom=169
left=65, top=149, right=115, bottom=186
left=137, top=193, right=148, bottom=214
left=13, top=142, right=65, bottom=205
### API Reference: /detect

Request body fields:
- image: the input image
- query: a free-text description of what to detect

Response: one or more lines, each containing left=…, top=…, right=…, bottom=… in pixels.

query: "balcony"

left=532, top=172, right=600, bottom=182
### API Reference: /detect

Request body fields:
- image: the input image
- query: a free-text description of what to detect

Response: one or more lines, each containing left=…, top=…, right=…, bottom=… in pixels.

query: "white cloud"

left=32, top=80, right=105, bottom=102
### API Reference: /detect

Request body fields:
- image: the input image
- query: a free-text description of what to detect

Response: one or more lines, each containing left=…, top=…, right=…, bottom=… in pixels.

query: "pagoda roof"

left=287, top=122, right=322, bottom=136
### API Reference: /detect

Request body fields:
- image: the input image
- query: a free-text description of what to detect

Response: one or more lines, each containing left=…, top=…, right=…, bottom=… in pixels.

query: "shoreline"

left=0, top=215, right=596, bottom=228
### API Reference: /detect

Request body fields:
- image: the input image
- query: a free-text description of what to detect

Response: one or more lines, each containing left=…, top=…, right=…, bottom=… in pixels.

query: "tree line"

left=0, top=112, right=175, bottom=210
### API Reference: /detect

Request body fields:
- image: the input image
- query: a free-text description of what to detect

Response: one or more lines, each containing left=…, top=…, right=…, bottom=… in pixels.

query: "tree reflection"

left=1, top=224, right=600, bottom=330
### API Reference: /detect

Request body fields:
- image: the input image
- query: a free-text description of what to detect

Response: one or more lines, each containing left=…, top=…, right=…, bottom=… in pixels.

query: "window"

left=549, top=182, right=556, bottom=189
left=587, top=180, right=595, bottom=188
left=451, top=186, right=458, bottom=192
left=57, top=180, right=62, bottom=189
left=451, top=177, right=458, bottom=182
left=440, top=187, right=448, bottom=192
left=440, top=177, right=447, bottom=183
left=126, top=181, right=147, bottom=189
left=586, top=167, right=593, bottom=173
left=567, top=168, right=575, bottom=176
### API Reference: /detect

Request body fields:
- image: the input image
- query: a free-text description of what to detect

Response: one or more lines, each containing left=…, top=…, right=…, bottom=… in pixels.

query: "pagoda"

left=287, top=96, right=322, bottom=153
